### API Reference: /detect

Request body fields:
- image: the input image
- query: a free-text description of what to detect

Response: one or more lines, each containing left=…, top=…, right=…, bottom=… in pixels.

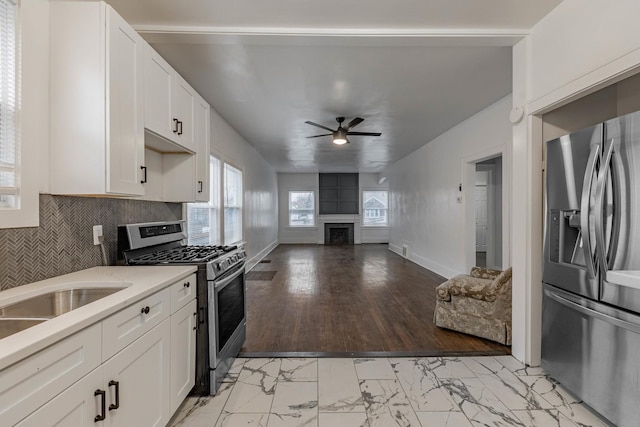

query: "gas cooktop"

left=126, top=245, right=238, bottom=265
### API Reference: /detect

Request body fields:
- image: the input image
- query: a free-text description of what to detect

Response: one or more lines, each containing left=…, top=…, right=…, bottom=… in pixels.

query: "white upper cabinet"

left=144, top=48, right=175, bottom=144
left=50, top=2, right=145, bottom=196
left=144, top=44, right=197, bottom=153
left=195, top=94, right=211, bottom=202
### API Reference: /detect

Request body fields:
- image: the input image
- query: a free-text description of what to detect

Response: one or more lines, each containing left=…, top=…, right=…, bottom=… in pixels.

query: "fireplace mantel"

left=317, top=214, right=361, bottom=244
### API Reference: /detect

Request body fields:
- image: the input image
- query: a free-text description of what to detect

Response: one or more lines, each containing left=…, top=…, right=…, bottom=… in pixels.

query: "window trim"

left=288, top=189, right=316, bottom=227
left=0, top=0, right=39, bottom=229
left=223, top=160, right=244, bottom=245
left=361, top=189, right=389, bottom=227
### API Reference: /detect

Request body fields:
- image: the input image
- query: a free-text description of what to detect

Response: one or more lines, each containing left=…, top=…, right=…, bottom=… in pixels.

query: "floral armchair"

left=434, top=266, right=512, bottom=345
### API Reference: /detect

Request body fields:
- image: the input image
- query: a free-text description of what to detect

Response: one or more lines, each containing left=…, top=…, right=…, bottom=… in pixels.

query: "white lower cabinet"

left=16, top=368, right=104, bottom=427
left=103, top=319, right=171, bottom=427
left=16, top=321, right=171, bottom=427
left=0, top=324, right=101, bottom=426
left=4, top=274, right=197, bottom=427
left=170, top=299, right=197, bottom=414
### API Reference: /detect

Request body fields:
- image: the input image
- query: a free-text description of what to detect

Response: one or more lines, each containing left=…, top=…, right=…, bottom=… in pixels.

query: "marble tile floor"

left=168, top=356, right=611, bottom=427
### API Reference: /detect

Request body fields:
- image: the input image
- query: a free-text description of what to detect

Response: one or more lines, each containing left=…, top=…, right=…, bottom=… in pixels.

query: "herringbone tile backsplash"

left=0, top=195, right=182, bottom=290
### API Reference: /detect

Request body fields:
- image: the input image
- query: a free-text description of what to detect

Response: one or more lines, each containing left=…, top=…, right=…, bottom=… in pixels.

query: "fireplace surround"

left=317, top=214, right=361, bottom=244
left=324, top=223, right=355, bottom=245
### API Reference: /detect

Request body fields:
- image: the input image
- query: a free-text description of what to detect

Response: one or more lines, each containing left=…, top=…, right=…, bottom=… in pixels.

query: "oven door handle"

left=214, top=264, right=245, bottom=291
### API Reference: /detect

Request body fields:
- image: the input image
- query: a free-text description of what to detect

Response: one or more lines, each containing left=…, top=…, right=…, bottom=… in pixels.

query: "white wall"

left=209, top=109, right=279, bottom=270
left=386, top=95, right=512, bottom=279
left=278, top=173, right=319, bottom=244
left=528, top=0, right=640, bottom=113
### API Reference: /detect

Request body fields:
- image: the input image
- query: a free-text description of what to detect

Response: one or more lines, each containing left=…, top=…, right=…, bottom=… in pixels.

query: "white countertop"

left=0, top=265, right=197, bottom=371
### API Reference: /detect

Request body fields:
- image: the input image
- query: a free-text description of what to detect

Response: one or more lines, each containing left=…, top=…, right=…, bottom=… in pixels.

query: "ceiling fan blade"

left=346, top=131, right=382, bottom=136
left=306, top=134, right=332, bottom=138
left=345, top=117, right=364, bottom=130
left=305, top=121, right=334, bottom=132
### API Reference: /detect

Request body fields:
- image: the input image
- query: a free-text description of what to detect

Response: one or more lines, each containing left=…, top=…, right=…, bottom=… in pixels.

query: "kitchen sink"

left=0, top=287, right=126, bottom=319
left=0, top=318, right=48, bottom=340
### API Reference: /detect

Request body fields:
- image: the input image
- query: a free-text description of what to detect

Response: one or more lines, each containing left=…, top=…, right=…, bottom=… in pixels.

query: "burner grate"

left=127, top=245, right=228, bottom=264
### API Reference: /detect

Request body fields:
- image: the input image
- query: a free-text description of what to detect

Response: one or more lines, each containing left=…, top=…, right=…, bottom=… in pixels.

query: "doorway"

left=475, top=156, right=503, bottom=269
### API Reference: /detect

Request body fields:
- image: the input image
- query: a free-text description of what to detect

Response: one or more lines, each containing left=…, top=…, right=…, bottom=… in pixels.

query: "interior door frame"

left=463, top=146, right=510, bottom=273
left=475, top=168, right=492, bottom=259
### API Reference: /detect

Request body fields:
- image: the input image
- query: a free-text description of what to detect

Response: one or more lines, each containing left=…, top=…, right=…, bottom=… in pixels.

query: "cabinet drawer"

left=102, top=288, right=170, bottom=361
left=170, top=273, right=196, bottom=313
left=0, top=323, right=101, bottom=427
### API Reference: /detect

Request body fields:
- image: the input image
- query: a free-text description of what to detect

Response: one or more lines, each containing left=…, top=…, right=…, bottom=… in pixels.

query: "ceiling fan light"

left=333, top=128, right=348, bottom=145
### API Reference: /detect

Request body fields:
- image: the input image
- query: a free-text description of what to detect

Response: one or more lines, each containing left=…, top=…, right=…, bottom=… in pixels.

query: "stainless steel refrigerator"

left=542, top=110, right=640, bottom=426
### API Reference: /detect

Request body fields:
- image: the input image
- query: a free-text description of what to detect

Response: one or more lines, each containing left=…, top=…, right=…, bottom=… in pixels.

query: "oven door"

left=207, top=263, right=246, bottom=369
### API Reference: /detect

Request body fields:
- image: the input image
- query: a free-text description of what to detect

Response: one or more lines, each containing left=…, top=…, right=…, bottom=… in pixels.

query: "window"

left=187, top=156, right=220, bottom=245
left=224, top=163, right=243, bottom=244
left=0, top=0, right=17, bottom=209
left=362, top=190, right=388, bottom=226
left=289, top=191, right=315, bottom=226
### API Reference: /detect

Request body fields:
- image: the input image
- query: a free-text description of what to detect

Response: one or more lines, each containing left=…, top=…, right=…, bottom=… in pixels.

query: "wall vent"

left=402, top=244, right=408, bottom=258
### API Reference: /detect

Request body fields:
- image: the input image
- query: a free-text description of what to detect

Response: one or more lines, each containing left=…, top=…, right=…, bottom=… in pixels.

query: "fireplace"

left=324, top=223, right=354, bottom=245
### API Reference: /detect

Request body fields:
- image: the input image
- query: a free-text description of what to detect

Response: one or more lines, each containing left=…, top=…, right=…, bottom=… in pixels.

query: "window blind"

left=0, top=0, right=17, bottom=208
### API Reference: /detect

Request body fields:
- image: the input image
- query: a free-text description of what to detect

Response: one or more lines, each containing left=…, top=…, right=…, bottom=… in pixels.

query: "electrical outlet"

left=93, top=225, right=103, bottom=245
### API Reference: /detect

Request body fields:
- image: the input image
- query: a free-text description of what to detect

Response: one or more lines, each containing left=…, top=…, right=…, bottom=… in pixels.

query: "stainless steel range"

left=117, top=220, right=246, bottom=395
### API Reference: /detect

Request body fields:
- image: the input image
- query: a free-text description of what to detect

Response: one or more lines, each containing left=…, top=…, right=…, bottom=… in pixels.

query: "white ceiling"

left=106, top=0, right=562, bottom=173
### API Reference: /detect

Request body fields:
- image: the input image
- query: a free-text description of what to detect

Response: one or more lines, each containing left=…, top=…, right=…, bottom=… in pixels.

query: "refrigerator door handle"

left=547, top=289, right=640, bottom=334
left=580, top=143, right=600, bottom=279
left=595, top=138, right=615, bottom=272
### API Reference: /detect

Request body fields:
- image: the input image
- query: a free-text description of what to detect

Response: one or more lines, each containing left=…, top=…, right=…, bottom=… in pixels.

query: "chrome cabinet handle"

left=140, top=306, right=150, bottom=314
left=173, top=118, right=179, bottom=133
left=140, top=166, right=147, bottom=184
left=193, top=312, right=197, bottom=331
left=177, top=120, right=183, bottom=136
left=184, top=281, right=190, bottom=288
left=197, top=181, right=203, bottom=193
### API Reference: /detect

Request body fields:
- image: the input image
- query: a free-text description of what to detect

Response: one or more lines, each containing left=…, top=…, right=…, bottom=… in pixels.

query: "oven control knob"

left=216, top=263, right=221, bottom=271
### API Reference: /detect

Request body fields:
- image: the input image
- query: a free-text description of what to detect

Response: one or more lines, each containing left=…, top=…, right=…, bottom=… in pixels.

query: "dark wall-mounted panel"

left=319, top=173, right=359, bottom=214
left=319, top=174, right=339, bottom=187
left=338, top=174, right=358, bottom=187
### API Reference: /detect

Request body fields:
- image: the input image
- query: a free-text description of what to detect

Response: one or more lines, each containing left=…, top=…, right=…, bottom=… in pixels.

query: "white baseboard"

left=408, top=252, right=459, bottom=279
left=246, top=240, right=279, bottom=271
left=387, top=244, right=459, bottom=279
left=278, top=237, right=318, bottom=244
left=388, top=243, right=403, bottom=256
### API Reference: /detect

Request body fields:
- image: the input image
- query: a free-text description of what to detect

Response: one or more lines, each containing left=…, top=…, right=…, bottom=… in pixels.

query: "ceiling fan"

left=305, top=117, right=381, bottom=145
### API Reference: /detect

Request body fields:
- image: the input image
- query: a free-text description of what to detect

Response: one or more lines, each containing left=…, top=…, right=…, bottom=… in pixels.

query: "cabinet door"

left=106, top=5, right=145, bottom=196
left=103, top=320, right=171, bottom=427
left=0, top=323, right=102, bottom=426
left=102, top=288, right=170, bottom=361
left=173, top=73, right=197, bottom=152
left=170, top=273, right=197, bottom=313
left=195, top=95, right=211, bottom=202
left=15, top=368, right=105, bottom=427
left=144, top=45, right=176, bottom=143
left=170, top=299, right=197, bottom=414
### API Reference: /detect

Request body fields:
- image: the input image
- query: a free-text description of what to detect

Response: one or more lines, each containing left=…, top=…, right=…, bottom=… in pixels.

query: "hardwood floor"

left=242, top=244, right=510, bottom=356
